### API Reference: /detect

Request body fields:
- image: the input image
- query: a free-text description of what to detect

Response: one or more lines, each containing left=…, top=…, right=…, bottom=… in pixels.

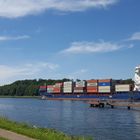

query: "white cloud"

left=61, top=41, right=133, bottom=54
left=127, top=32, right=140, bottom=41
left=0, top=62, right=59, bottom=85
left=0, top=0, right=118, bottom=18
left=0, top=35, right=30, bottom=41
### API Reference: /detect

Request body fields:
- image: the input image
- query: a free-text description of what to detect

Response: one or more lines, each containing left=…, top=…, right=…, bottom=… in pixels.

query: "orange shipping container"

left=98, top=79, right=112, bottom=83
left=87, top=82, right=98, bottom=86
left=86, top=80, right=98, bottom=83
left=53, top=90, right=61, bottom=92
left=87, top=89, right=98, bottom=93
left=87, top=87, right=98, bottom=90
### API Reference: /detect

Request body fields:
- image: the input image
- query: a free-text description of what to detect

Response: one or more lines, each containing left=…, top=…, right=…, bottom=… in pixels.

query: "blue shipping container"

left=98, top=82, right=111, bottom=86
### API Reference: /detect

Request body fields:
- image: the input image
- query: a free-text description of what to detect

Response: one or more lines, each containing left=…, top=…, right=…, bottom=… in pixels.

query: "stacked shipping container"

left=47, top=85, right=54, bottom=93
left=98, top=79, right=112, bottom=93
left=86, top=80, right=98, bottom=93
left=39, top=79, right=133, bottom=94
left=115, top=84, right=132, bottom=92
left=53, top=83, right=63, bottom=93
left=74, top=81, right=86, bottom=93
left=63, top=81, right=73, bottom=93
left=39, top=86, right=47, bottom=91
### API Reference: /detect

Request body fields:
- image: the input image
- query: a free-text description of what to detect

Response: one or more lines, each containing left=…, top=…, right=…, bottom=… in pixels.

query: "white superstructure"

left=134, top=65, right=140, bottom=91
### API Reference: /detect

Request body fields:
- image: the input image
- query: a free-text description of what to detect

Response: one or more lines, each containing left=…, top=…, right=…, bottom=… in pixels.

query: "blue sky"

left=0, top=0, right=140, bottom=85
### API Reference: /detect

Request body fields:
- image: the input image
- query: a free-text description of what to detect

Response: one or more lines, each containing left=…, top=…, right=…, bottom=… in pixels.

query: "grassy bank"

left=0, top=117, right=91, bottom=140
left=0, top=137, right=8, bottom=140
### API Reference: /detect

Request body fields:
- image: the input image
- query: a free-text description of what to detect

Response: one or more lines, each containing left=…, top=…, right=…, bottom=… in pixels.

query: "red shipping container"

left=87, top=87, right=98, bottom=90
left=87, top=89, right=98, bottom=93
left=53, top=87, right=62, bottom=93
left=40, top=86, right=47, bottom=89
left=53, top=90, right=61, bottom=92
left=47, top=85, right=54, bottom=88
left=53, top=91, right=61, bottom=93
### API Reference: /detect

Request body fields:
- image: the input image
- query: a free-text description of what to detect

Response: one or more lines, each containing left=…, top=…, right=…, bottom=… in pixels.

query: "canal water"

left=0, top=98, right=140, bottom=140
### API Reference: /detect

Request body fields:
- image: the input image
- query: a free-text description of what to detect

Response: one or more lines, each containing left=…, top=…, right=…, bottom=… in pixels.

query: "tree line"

left=0, top=78, right=134, bottom=96
left=0, top=79, right=70, bottom=96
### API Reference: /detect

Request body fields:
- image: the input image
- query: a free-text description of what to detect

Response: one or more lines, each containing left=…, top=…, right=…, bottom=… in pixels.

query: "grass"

left=0, top=117, right=91, bottom=140
left=0, top=137, right=8, bottom=140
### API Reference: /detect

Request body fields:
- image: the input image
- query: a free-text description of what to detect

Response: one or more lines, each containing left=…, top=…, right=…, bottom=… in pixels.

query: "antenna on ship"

left=134, top=65, right=140, bottom=91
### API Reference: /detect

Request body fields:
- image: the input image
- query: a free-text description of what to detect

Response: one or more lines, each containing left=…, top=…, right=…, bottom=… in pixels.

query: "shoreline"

left=0, top=96, right=39, bottom=99
left=0, top=117, right=91, bottom=140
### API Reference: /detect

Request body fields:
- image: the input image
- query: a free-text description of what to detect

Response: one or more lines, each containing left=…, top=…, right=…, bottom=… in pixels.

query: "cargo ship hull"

left=40, top=92, right=140, bottom=101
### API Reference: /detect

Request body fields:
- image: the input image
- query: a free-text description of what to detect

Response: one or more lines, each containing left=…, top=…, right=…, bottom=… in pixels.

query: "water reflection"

left=0, top=98, right=140, bottom=140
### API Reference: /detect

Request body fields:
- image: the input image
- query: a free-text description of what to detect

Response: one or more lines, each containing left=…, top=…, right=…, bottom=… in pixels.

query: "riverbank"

left=0, top=117, right=90, bottom=140
left=0, top=136, right=8, bottom=140
left=0, top=96, right=39, bottom=99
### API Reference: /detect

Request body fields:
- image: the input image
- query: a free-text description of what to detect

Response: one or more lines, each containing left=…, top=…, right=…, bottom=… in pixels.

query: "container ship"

left=39, top=66, right=140, bottom=101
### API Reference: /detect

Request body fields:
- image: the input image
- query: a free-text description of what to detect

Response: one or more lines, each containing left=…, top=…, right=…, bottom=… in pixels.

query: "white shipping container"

left=63, top=84, right=73, bottom=87
left=87, top=83, right=97, bottom=87
left=47, top=88, right=53, bottom=92
left=63, top=90, right=72, bottom=93
left=63, top=87, right=72, bottom=89
left=115, top=84, right=131, bottom=92
left=115, top=88, right=130, bottom=92
left=98, top=86, right=111, bottom=90
left=63, top=86, right=72, bottom=88
left=63, top=89, right=72, bottom=91
left=115, top=84, right=130, bottom=88
left=63, top=85, right=72, bottom=87
left=63, top=86, right=73, bottom=89
left=98, top=89, right=111, bottom=93
left=63, top=89, right=72, bottom=92
left=64, top=81, right=73, bottom=85
left=55, top=84, right=62, bottom=87
left=98, top=86, right=111, bottom=93
left=47, top=91, right=53, bottom=93
left=74, top=90, right=84, bottom=93
left=76, top=81, right=86, bottom=87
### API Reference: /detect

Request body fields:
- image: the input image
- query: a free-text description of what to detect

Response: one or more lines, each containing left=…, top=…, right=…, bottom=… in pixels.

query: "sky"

left=0, top=0, right=140, bottom=85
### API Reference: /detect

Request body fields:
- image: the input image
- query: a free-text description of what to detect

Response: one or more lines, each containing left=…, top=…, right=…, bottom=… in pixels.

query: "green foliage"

left=0, top=79, right=70, bottom=96
left=0, top=137, right=8, bottom=140
left=0, top=117, right=91, bottom=140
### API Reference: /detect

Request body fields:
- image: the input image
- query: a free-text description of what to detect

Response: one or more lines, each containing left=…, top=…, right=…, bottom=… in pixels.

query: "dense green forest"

left=0, top=78, right=134, bottom=96
left=0, top=79, right=70, bottom=96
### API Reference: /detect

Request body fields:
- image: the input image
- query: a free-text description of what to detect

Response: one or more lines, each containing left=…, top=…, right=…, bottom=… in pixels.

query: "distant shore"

left=0, top=96, right=39, bottom=99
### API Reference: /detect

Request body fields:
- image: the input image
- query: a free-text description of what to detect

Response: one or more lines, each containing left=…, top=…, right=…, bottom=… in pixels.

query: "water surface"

left=0, top=98, right=140, bottom=140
